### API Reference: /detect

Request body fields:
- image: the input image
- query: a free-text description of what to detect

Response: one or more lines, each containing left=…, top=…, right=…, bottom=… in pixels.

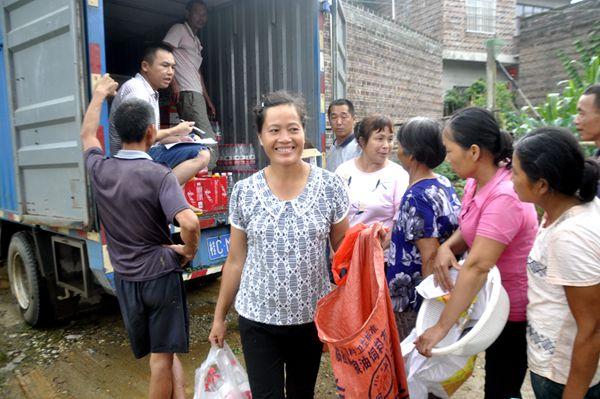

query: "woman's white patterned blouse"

left=229, top=165, right=349, bottom=325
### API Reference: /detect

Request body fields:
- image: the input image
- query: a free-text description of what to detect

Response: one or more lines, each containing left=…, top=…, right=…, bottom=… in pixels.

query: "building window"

left=466, top=0, right=496, bottom=34
left=516, top=4, right=550, bottom=17
left=515, top=4, right=551, bottom=34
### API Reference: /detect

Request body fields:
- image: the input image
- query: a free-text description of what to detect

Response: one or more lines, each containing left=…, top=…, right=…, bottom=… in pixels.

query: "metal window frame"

left=465, top=0, right=496, bottom=34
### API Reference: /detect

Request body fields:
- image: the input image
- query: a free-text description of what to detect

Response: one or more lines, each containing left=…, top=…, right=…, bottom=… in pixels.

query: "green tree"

left=507, top=24, right=600, bottom=143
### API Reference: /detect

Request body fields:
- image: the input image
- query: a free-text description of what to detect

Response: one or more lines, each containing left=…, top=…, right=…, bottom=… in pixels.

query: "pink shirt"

left=459, top=167, right=538, bottom=321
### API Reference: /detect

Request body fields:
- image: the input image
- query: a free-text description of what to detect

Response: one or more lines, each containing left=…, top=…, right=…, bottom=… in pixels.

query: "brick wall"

left=518, top=0, right=600, bottom=105
left=395, top=0, right=444, bottom=40
left=443, top=0, right=516, bottom=56
left=382, top=0, right=517, bottom=58
left=323, top=3, right=443, bottom=125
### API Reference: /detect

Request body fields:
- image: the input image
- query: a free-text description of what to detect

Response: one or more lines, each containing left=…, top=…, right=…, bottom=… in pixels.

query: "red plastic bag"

left=315, top=223, right=409, bottom=399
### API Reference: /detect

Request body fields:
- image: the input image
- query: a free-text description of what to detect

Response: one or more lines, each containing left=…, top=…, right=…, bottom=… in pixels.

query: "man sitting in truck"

left=83, top=74, right=200, bottom=399
left=108, top=43, right=210, bottom=185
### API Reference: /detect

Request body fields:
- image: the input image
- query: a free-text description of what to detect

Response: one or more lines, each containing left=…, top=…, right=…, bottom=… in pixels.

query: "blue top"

left=387, top=175, right=461, bottom=312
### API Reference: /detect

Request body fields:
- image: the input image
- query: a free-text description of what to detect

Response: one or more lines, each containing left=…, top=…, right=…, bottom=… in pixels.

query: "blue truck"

left=0, top=0, right=332, bottom=326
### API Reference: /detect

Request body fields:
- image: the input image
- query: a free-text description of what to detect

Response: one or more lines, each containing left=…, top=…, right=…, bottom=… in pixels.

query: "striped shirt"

left=109, top=73, right=160, bottom=155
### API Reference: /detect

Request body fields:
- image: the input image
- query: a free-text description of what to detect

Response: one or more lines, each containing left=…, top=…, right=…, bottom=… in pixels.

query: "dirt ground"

left=0, top=265, right=533, bottom=398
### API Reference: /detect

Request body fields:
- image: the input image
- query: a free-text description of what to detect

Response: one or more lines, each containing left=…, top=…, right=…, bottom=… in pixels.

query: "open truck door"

left=1, top=0, right=91, bottom=229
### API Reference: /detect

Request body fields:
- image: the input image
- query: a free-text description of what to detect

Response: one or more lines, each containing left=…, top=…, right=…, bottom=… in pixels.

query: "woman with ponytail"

left=511, top=127, right=600, bottom=399
left=415, top=107, right=539, bottom=399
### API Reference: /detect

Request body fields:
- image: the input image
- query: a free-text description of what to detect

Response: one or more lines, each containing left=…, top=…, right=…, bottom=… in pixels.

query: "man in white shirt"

left=325, top=99, right=361, bottom=172
left=109, top=43, right=210, bottom=185
left=164, top=0, right=218, bottom=169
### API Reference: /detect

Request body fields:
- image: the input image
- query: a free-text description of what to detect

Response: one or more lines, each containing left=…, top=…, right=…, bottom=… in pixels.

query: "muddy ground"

left=0, top=265, right=533, bottom=398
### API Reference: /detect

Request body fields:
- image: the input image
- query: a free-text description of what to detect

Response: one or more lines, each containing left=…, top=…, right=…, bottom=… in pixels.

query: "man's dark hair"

left=186, top=0, right=207, bottom=11
left=583, top=83, right=600, bottom=111
left=114, top=99, right=155, bottom=144
left=397, top=117, right=446, bottom=169
left=142, top=42, right=173, bottom=65
left=328, top=99, right=355, bottom=118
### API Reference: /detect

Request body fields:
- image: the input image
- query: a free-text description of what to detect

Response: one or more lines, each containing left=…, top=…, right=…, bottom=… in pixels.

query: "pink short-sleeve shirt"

left=459, top=167, right=538, bottom=321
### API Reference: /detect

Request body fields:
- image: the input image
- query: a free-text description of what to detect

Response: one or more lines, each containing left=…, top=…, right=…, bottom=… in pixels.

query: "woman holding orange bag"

left=208, top=91, right=349, bottom=399
left=335, top=115, right=409, bottom=234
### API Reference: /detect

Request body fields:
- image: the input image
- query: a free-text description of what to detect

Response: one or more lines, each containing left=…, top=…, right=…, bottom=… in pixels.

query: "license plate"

left=206, top=234, right=230, bottom=261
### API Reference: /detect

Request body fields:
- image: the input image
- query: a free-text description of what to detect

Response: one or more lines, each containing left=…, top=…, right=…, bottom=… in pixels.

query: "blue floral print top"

left=388, top=175, right=461, bottom=313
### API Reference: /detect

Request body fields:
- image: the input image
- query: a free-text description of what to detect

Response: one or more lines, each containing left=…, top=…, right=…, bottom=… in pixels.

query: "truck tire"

left=7, top=231, right=49, bottom=326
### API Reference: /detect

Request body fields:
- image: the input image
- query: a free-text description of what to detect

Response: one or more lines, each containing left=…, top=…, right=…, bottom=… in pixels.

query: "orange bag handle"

left=331, top=223, right=368, bottom=286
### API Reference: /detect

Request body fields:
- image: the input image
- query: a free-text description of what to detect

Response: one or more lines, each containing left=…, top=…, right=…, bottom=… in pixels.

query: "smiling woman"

left=208, top=91, right=351, bottom=399
left=334, top=115, right=409, bottom=261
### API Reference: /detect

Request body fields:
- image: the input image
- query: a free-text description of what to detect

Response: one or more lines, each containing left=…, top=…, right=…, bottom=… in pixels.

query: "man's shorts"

left=115, top=271, right=189, bottom=359
left=149, top=143, right=208, bottom=169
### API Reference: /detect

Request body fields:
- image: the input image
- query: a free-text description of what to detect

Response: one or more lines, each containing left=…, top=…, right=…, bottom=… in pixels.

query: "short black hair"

left=446, top=107, right=513, bottom=166
left=397, top=117, right=445, bottom=169
left=328, top=99, right=355, bottom=118
left=583, top=83, right=600, bottom=111
left=114, top=99, right=155, bottom=144
left=355, top=114, right=393, bottom=147
left=186, top=0, right=207, bottom=11
left=515, top=127, right=600, bottom=203
left=254, top=91, right=307, bottom=133
left=142, top=42, right=173, bottom=65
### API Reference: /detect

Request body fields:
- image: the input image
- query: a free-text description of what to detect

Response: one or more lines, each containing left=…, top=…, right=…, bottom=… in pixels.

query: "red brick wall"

left=517, top=0, right=600, bottom=105
left=323, top=3, right=443, bottom=125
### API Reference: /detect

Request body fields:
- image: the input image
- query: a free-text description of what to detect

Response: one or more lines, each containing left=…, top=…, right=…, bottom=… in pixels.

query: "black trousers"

left=238, top=316, right=323, bottom=399
left=484, top=321, right=528, bottom=399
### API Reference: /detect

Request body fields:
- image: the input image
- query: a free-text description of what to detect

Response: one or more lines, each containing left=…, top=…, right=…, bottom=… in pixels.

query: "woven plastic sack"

left=401, top=330, right=476, bottom=398
left=194, top=342, right=252, bottom=399
left=315, top=223, right=409, bottom=398
left=331, top=223, right=367, bottom=286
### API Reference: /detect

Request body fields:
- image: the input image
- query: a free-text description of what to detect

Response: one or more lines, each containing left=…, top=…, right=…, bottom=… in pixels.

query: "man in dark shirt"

left=81, top=75, right=200, bottom=399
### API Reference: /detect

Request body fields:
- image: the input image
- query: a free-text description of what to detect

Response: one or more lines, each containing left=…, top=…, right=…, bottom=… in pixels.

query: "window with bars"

left=466, top=0, right=496, bottom=34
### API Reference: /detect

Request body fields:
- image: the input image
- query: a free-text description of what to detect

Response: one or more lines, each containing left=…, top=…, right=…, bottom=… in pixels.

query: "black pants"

left=484, top=321, right=528, bottom=399
left=238, top=316, right=323, bottom=399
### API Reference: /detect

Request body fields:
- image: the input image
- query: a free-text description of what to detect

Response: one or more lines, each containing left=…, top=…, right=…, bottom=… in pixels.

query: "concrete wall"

left=442, top=60, right=510, bottom=92
left=517, top=0, right=600, bottom=106
left=323, top=2, right=444, bottom=125
left=517, top=0, right=569, bottom=8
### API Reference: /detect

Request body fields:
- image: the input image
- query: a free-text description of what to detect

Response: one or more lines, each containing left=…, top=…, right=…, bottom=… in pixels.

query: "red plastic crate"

left=183, top=175, right=228, bottom=213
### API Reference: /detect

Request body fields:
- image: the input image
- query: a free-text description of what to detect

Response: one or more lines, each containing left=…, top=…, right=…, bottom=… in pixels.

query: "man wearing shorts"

left=83, top=75, right=200, bottom=399
left=164, top=0, right=218, bottom=169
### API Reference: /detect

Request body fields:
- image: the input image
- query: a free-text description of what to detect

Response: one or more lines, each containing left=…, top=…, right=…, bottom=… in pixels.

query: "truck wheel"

left=7, top=232, right=49, bottom=326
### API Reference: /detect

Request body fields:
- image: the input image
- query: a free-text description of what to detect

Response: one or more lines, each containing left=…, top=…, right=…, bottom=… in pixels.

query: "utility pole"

left=486, top=39, right=497, bottom=112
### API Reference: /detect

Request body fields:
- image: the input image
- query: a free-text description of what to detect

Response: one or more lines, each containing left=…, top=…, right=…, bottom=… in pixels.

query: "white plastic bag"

left=401, top=329, right=476, bottom=399
left=194, top=342, right=252, bottom=399
left=416, top=267, right=490, bottom=332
